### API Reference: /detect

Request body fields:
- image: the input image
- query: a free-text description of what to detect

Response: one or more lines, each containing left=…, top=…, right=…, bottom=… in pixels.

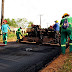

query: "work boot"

left=66, top=44, right=69, bottom=48
left=3, top=42, right=5, bottom=44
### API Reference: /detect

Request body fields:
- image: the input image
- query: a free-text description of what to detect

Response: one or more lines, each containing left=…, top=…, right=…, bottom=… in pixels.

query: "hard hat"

left=64, top=13, right=69, bottom=16
left=20, top=27, right=22, bottom=29
left=3, top=20, right=7, bottom=23
left=62, top=13, right=69, bottom=18
left=62, top=16, right=64, bottom=18
left=28, top=24, right=31, bottom=27
left=55, top=20, right=58, bottom=23
left=31, top=24, right=34, bottom=27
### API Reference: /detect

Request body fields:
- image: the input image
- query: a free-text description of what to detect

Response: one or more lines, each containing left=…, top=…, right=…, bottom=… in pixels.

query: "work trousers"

left=54, top=31, right=59, bottom=43
left=16, top=33, right=20, bottom=42
left=3, top=33, right=7, bottom=44
left=61, top=29, right=72, bottom=54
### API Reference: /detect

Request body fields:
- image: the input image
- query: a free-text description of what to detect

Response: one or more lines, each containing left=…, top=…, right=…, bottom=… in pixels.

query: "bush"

left=8, top=33, right=16, bottom=39
left=0, top=29, right=2, bottom=39
left=0, top=29, right=1, bottom=34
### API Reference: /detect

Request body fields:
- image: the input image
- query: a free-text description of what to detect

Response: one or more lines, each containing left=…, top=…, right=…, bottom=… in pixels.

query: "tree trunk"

left=1, top=0, right=4, bottom=27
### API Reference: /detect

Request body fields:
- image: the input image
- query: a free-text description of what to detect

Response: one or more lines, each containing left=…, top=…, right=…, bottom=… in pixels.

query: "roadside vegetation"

left=57, top=53, right=72, bottom=72
left=0, top=31, right=28, bottom=42
left=0, top=18, right=33, bottom=42
left=0, top=32, right=16, bottom=42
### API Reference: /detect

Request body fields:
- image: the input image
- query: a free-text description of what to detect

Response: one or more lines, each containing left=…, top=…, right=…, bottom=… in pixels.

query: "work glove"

left=21, top=35, right=23, bottom=37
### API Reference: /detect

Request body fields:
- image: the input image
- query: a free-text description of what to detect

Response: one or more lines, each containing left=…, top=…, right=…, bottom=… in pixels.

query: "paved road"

left=0, top=42, right=61, bottom=72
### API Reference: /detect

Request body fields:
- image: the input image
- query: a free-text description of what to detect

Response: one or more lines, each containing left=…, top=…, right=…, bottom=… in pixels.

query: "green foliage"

left=58, top=53, right=72, bottom=72
left=28, top=21, right=33, bottom=28
left=17, top=18, right=22, bottom=23
left=0, top=29, right=2, bottom=39
left=22, top=33, right=28, bottom=36
left=4, top=18, right=18, bottom=27
left=8, top=33, right=16, bottom=38
left=11, top=19, right=18, bottom=27
left=0, top=29, right=1, bottom=33
left=17, top=18, right=28, bottom=28
left=2, top=18, right=34, bottom=28
left=28, top=21, right=33, bottom=25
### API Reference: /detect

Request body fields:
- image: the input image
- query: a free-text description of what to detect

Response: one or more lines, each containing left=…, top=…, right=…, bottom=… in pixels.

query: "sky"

left=0, top=0, right=72, bottom=28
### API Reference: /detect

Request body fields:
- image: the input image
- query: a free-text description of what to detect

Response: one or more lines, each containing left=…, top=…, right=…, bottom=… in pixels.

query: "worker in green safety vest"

left=60, top=13, right=72, bottom=54
left=16, top=27, right=23, bottom=42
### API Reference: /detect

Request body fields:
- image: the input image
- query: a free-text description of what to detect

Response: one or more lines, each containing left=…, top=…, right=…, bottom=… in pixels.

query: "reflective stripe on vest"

left=60, top=25, right=62, bottom=27
left=61, top=44, right=66, bottom=47
left=17, top=31, right=21, bottom=32
left=66, top=42, right=68, bottom=43
left=68, top=22, right=72, bottom=24
left=69, top=43, right=72, bottom=45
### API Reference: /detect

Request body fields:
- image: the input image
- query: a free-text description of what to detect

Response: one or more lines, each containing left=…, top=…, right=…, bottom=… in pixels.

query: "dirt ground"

left=0, top=39, right=16, bottom=43
left=39, top=48, right=70, bottom=72
left=7, top=39, right=16, bottom=42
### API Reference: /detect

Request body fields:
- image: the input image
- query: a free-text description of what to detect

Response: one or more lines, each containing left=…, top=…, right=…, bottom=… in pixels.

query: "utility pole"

left=1, top=0, right=4, bottom=27
left=46, top=23, right=49, bottom=28
left=40, top=15, right=43, bottom=28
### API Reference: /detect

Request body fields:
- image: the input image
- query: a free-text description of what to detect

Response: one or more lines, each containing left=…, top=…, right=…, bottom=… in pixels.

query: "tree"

left=28, top=21, right=33, bottom=28
left=17, top=18, right=28, bottom=28
left=2, top=18, right=33, bottom=28
left=1, top=0, right=4, bottom=26
left=17, top=18, right=22, bottom=23
left=28, top=21, right=33, bottom=25
left=11, top=19, right=18, bottom=27
left=5, top=18, right=18, bottom=27
left=5, top=18, right=11, bottom=25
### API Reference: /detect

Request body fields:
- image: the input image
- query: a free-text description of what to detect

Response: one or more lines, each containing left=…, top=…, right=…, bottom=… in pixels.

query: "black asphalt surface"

left=0, top=42, right=61, bottom=72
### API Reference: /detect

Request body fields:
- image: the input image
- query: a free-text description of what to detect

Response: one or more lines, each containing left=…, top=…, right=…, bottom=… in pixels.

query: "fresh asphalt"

left=0, top=42, right=61, bottom=72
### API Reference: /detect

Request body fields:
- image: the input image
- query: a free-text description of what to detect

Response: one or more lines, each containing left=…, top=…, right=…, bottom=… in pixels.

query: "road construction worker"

left=62, top=15, right=69, bottom=48
left=33, top=25, right=37, bottom=37
left=49, top=26, right=54, bottom=31
left=32, top=24, right=39, bottom=37
left=60, top=13, right=72, bottom=54
left=1, top=20, right=11, bottom=45
left=53, top=20, right=60, bottom=43
left=16, top=27, right=23, bottom=42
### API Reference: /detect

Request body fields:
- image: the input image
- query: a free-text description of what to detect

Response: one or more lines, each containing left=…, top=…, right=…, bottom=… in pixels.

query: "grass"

left=22, top=33, right=28, bottom=36
left=0, top=32, right=28, bottom=42
left=8, top=32, right=17, bottom=39
left=58, top=53, right=72, bottom=72
left=0, top=32, right=16, bottom=42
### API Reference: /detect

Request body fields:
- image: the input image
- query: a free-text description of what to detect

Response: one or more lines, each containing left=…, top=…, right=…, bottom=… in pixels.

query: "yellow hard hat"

left=55, top=20, right=58, bottom=23
left=28, top=24, right=31, bottom=27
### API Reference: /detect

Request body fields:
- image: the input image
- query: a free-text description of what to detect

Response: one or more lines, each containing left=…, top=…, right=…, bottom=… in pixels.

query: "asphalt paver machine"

left=21, top=25, right=60, bottom=45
